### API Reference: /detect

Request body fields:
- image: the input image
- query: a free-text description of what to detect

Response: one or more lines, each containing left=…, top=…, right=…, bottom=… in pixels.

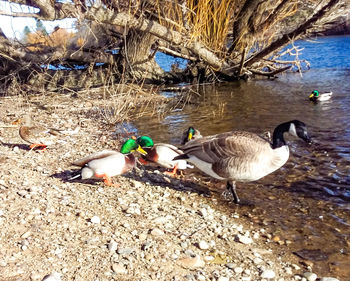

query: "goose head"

left=272, top=120, right=312, bottom=148
left=120, top=138, right=148, bottom=155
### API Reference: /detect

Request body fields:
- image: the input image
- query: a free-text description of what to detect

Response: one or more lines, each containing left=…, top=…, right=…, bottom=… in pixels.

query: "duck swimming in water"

left=309, top=90, right=332, bottom=102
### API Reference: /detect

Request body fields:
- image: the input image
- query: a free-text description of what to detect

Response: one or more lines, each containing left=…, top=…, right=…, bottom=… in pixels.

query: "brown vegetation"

left=0, top=0, right=347, bottom=93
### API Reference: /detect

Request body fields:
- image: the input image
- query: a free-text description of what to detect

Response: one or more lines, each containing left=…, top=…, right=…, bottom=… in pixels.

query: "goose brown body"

left=179, top=131, right=289, bottom=182
left=174, top=120, right=311, bottom=203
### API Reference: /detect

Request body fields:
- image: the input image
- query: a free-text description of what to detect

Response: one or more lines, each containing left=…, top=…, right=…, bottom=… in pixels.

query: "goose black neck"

left=272, top=121, right=291, bottom=149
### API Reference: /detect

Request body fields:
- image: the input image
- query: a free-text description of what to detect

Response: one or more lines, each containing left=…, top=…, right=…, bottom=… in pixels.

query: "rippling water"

left=132, top=35, right=350, bottom=279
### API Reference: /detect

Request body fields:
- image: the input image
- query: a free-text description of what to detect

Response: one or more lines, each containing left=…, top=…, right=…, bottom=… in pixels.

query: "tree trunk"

left=119, top=28, right=169, bottom=83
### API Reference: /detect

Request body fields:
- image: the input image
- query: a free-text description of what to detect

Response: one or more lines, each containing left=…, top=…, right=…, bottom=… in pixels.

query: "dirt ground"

left=0, top=91, right=335, bottom=281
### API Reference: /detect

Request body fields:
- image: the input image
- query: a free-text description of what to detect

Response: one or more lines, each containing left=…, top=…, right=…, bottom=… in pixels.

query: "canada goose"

left=70, top=138, right=147, bottom=186
left=309, top=90, right=332, bottom=102
left=181, top=126, right=202, bottom=144
left=136, top=135, right=193, bottom=176
left=173, top=120, right=312, bottom=203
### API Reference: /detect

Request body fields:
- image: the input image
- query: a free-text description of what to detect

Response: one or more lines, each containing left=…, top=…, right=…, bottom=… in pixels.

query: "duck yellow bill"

left=188, top=132, right=193, bottom=141
left=309, top=93, right=314, bottom=98
left=137, top=146, right=148, bottom=155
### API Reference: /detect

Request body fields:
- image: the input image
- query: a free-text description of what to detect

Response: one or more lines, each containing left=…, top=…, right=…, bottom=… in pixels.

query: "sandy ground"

left=0, top=91, right=339, bottom=281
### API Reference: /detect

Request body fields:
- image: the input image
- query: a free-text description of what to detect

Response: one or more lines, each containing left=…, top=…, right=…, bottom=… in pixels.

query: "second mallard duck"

left=174, top=120, right=312, bottom=204
left=136, top=136, right=193, bottom=176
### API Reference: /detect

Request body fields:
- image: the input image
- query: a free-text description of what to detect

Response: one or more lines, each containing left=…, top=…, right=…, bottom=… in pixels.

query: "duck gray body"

left=174, top=120, right=311, bottom=203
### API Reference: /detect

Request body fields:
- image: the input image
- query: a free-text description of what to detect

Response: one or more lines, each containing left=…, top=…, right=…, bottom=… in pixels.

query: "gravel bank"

left=0, top=93, right=341, bottom=281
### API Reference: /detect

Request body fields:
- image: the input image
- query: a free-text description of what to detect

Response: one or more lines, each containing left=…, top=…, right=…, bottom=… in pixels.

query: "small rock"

left=234, top=267, right=244, bottom=274
left=21, top=231, right=31, bottom=239
left=177, top=255, right=205, bottom=269
left=261, top=269, right=275, bottom=279
left=196, top=273, right=206, bottom=281
left=117, top=247, right=134, bottom=255
left=112, top=263, right=127, bottom=274
left=204, top=255, right=214, bottom=262
left=198, top=240, right=209, bottom=250
left=150, top=228, right=164, bottom=236
left=303, top=272, right=317, bottom=281
left=42, top=272, right=61, bottom=281
left=108, top=240, right=118, bottom=252
left=30, top=272, right=41, bottom=280
left=253, top=257, right=263, bottom=264
left=236, top=234, right=253, bottom=244
left=319, top=278, right=340, bottom=281
left=138, top=233, right=147, bottom=241
left=217, top=277, right=229, bottom=281
left=90, top=216, right=100, bottom=224
left=226, top=263, right=235, bottom=269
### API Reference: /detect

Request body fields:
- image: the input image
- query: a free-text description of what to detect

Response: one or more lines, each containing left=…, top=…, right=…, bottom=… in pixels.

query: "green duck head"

left=120, top=138, right=147, bottom=155
left=187, top=127, right=196, bottom=142
left=309, top=90, right=319, bottom=99
left=136, top=136, right=154, bottom=148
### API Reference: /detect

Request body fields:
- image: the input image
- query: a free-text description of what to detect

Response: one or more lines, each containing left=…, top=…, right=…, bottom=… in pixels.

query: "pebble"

left=198, top=240, right=209, bottom=250
left=303, top=272, right=317, bottom=281
left=90, top=216, right=100, bottom=224
left=117, top=247, right=134, bottom=255
left=108, top=240, right=118, bottom=252
left=42, top=272, right=61, bottom=281
left=21, top=231, right=31, bottom=239
left=234, top=267, right=244, bottom=274
left=236, top=234, right=253, bottom=244
left=177, top=255, right=205, bottom=269
left=150, top=228, right=164, bottom=236
left=253, top=257, right=263, bottom=264
left=261, top=269, right=276, bottom=279
left=112, top=263, right=127, bottom=274
left=319, top=278, right=340, bottom=281
left=217, top=277, right=229, bottom=281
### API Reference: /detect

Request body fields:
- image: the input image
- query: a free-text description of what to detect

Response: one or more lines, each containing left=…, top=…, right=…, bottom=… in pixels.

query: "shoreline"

left=0, top=92, right=341, bottom=281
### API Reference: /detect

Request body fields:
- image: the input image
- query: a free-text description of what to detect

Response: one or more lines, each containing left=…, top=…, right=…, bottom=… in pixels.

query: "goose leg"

left=226, top=181, right=240, bottom=204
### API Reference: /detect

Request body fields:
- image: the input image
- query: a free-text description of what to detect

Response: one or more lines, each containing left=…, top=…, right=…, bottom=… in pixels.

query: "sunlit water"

left=129, top=35, right=350, bottom=278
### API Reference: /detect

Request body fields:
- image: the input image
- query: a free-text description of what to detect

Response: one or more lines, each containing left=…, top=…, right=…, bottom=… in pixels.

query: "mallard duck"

left=173, top=120, right=312, bottom=204
left=70, top=138, right=147, bottom=186
left=309, top=90, right=332, bottom=102
left=136, top=136, right=193, bottom=176
left=17, top=115, right=63, bottom=150
left=181, top=126, right=202, bottom=144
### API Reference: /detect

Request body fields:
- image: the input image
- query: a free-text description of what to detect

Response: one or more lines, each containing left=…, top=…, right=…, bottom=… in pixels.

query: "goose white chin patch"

left=289, top=123, right=298, bottom=137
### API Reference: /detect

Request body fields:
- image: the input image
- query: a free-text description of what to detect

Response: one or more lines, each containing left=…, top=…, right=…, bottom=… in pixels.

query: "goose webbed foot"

left=226, top=181, right=240, bottom=204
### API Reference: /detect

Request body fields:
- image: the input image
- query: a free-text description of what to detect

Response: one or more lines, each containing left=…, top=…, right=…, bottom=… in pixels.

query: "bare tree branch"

left=244, top=0, right=341, bottom=67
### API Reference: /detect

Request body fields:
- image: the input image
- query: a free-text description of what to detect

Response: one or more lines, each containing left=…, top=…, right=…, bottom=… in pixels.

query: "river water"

left=132, top=35, right=350, bottom=279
